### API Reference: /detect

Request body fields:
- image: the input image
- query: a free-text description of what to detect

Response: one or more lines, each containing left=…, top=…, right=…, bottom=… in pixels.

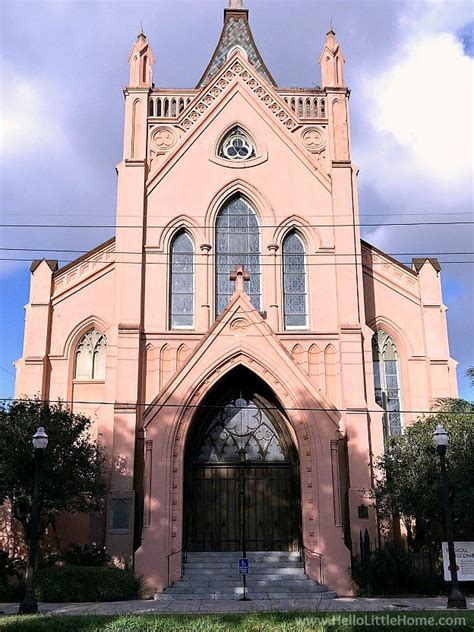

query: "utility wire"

left=1, top=397, right=471, bottom=415
left=1, top=220, right=473, bottom=229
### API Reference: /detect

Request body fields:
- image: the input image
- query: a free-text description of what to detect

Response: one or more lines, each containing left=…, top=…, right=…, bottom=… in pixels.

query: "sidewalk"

left=1, top=597, right=473, bottom=616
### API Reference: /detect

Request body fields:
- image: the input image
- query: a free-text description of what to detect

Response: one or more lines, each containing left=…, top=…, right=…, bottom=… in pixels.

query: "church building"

left=14, top=1, right=458, bottom=596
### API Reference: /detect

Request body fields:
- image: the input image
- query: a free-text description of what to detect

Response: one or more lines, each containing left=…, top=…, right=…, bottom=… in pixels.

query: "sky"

left=0, top=0, right=473, bottom=402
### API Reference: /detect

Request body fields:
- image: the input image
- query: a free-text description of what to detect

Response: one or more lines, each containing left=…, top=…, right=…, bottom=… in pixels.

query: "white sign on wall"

left=442, top=542, right=474, bottom=581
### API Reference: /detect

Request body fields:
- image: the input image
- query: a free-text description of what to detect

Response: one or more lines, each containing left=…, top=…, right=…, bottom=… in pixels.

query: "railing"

left=301, top=545, right=324, bottom=585
left=165, top=548, right=186, bottom=588
left=279, top=93, right=327, bottom=119
left=149, top=93, right=197, bottom=119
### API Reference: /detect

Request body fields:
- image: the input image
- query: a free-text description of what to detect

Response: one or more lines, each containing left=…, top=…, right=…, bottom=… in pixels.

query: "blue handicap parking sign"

left=239, top=558, right=249, bottom=574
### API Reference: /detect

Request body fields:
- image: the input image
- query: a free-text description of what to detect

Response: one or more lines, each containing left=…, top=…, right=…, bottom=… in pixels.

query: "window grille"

left=170, top=231, right=194, bottom=328
left=372, top=330, right=403, bottom=440
left=74, top=328, right=106, bottom=380
left=219, top=127, right=256, bottom=161
left=216, top=196, right=261, bottom=315
left=283, top=232, right=307, bottom=328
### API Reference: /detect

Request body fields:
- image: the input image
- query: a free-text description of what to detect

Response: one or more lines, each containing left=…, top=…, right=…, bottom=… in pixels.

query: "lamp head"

left=32, top=426, right=48, bottom=450
left=433, top=423, right=448, bottom=450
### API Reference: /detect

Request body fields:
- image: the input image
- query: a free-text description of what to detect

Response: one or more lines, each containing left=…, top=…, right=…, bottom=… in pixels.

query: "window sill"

left=73, top=379, right=106, bottom=384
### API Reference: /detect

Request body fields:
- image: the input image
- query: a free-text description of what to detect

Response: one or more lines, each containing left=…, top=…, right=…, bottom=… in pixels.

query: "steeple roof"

left=197, top=1, right=276, bottom=88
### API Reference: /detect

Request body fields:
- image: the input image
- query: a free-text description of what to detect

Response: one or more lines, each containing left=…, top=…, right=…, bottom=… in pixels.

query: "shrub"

left=63, top=543, right=108, bottom=567
left=0, top=550, right=24, bottom=601
left=35, top=565, right=142, bottom=602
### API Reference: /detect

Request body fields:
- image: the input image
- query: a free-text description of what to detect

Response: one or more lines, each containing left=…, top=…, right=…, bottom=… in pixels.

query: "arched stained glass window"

left=372, top=330, right=402, bottom=441
left=74, top=328, right=106, bottom=380
left=196, top=396, right=286, bottom=463
left=216, top=196, right=261, bottom=315
left=283, top=231, right=307, bottom=328
left=170, top=231, right=194, bottom=328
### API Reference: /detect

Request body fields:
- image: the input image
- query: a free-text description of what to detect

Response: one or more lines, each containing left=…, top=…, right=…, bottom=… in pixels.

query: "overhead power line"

left=1, top=397, right=471, bottom=416
left=1, top=220, right=473, bottom=229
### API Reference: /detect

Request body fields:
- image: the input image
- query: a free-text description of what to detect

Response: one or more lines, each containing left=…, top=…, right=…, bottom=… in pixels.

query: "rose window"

left=219, top=127, right=256, bottom=161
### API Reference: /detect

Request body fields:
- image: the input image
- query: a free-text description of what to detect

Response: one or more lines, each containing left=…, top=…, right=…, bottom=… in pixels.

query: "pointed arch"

left=159, top=344, right=172, bottom=390
left=177, top=343, right=189, bottom=370
left=145, top=344, right=156, bottom=402
left=204, top=179, right=276, bottom=240
left=215, top=195, right=261, bottom=315
left=372, top=329, right=403, bottom=441
left=74, top=328, right=107, bottom=380
left=283, top=231, right=308, bottom=329
left=170, top=230, right=195, bottom=329
left=155, top=215, right=204, bottom=252
left=130, top=98, right=141, bottom=158
left=291, top=343, right=304, bottom=366
left=324, top=344, right=337, bottom=404
left=308, top=344, right=320, bottom=383
left=273, top=215, right=322, bottom=251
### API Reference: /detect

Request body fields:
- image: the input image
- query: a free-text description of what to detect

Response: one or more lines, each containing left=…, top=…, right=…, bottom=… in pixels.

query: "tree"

left=467, top=366, right=474, bottom=388
left=0, top=398, right=107, bottom=546
left=373, top=398, right=474, bottom=549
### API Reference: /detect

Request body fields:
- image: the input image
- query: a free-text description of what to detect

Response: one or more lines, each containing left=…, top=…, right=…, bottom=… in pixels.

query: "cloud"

left=0, top=62, right=67, bottom=157
left=363, top=33, right=472, bottom=182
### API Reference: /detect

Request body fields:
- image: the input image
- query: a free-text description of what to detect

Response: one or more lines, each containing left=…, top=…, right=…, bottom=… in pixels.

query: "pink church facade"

left=14, top=3, right=457, bottom=596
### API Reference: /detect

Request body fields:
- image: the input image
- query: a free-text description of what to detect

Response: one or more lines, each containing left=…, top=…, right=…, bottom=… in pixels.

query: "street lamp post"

left=19, top=426, right=48, bottom=615
left=432, top=423, right=467, bottom=610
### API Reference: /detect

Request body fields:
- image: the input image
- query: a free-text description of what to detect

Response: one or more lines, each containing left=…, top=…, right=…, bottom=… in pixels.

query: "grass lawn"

left=0, top=612, right=473, bottom=631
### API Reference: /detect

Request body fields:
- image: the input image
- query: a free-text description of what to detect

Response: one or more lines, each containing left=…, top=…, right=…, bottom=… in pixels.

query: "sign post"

left=239, top=557, right=249, bottom=601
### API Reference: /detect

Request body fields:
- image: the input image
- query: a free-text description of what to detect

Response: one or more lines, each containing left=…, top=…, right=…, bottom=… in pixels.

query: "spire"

left=319, top=24, right=345, bottom=88
left=128, top=31, right=155, bottom=88
left=197, top=1, right=275, bottom=87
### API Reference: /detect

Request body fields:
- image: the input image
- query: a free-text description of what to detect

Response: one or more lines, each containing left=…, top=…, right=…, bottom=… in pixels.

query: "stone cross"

left=229, top=265, right=250, bottom=293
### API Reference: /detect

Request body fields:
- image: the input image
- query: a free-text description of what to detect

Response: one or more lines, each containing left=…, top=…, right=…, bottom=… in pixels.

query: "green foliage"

left=63, top=543, right=108, bottom=567
left=0, top=398, right=107, bottom=541
left=34, top=566, right=142, bottom=602
left=0, top=551, right=24, bottom=602
left=373, top=399, right=474, bottom=548
left=1, top=613, right=473, bottom=632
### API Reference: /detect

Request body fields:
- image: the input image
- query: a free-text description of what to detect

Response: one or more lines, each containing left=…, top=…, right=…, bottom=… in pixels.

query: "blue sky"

left=0, top=0, right=473, bottom=401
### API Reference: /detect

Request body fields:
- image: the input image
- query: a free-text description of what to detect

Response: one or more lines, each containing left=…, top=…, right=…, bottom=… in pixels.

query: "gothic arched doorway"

left=184, top=368, right=301, bottom=552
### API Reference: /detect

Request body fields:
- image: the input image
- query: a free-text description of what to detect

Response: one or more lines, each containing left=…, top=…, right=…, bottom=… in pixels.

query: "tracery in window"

left=372, top=330, right=402, bottom=441
left=283, top=231, right=307, bottom=328
left=74, top=328, right=106, bottom=380
left=216, top=196, right=261, bottom=315
left=219, top=127, right=256, bottom=161
left=170, top=231, right=194, bottom=328
left=196, top=396, right=286, bottom=463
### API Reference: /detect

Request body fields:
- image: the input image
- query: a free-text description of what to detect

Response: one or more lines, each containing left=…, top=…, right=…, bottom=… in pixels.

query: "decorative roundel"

left=219, top=127, right=256, bottom=161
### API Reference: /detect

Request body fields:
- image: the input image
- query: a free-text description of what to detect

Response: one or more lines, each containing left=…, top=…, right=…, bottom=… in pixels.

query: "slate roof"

left=197, top=8, right=276, bottom=88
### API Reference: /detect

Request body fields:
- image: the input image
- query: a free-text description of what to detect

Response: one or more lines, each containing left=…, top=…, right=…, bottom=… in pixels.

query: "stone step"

left=155, top=591, right=337, bottom=601
left=184, top=561, right=303, bottom=570
left=173, top=578, right=318, bottom=588
left=181, top=569, right=307, bottom=579
left=186, top=551, right=302, bottom=561
left=167, top=584, right=329, bottom=594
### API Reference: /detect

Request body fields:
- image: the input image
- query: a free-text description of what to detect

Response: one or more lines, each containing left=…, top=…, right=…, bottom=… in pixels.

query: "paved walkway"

left=1, top=597, right=473, bottom=615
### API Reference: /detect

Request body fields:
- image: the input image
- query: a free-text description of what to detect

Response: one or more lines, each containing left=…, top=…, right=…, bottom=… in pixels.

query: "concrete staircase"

left=156, top=551, right=337, bottom=600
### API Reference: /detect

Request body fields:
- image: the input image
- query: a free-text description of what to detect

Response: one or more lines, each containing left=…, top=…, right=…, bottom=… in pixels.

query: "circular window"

left=219, top=128, right=256, bottom=161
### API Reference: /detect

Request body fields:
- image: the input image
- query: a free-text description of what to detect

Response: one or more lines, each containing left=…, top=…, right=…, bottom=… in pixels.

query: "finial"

left=229, top=0, right=244, bottom=8
left=328, top=17, right=335, bottom=34
left=138, top=21, right=146, bottom=39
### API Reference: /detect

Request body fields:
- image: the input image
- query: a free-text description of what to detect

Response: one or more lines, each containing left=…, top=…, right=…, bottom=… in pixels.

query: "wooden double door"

left=185, top=390, right=301, bottom=552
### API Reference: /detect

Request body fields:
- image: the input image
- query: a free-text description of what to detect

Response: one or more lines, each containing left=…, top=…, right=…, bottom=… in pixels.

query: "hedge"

left=34, top=566, right=141, bottom=602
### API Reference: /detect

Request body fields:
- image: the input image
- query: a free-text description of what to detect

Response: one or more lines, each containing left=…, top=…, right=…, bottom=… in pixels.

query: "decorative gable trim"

left=182, top=53, right=298, bottom=134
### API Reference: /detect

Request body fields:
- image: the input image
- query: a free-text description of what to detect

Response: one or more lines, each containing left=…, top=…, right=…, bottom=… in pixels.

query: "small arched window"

left=218, top=127, right=256, bottom=161
left=283, top=231, right=307, bottom=328
left=372, top=330, right=402, bottom=441
left=170, top=231, right=194, bottom=328
left=74, top=328, right=106, bottom=380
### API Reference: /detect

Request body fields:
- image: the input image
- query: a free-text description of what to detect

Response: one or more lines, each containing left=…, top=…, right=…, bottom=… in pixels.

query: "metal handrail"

left=301, top=545, right=324, bottom=585
left=165, top=548, right=186, bottom=589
